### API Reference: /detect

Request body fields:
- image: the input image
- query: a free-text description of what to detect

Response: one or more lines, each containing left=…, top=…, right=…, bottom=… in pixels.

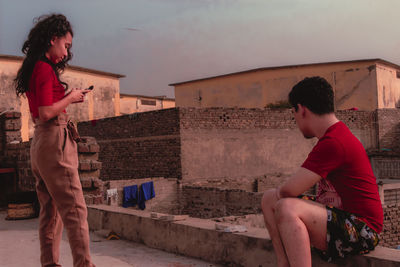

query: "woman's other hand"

left=68, top=88, right=91, bottom=103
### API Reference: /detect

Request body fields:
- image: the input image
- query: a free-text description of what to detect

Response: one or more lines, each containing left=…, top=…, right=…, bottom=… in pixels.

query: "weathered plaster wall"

left=0, top=56, right=122, bottom=141
left=174, top=61, right=379, bottom=111
left=63, top=69, right=121, bottom=123
left=120, top=95, right=175, bottom=115
left=333, top=66, right=377, bottom=110
left=0, top=59, right=22, bottom=116
left=376, top=63, right=400, bottom=109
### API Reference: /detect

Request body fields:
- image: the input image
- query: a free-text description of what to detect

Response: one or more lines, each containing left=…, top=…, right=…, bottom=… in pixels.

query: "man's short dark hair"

left=288, top=76, right=334, bottom=115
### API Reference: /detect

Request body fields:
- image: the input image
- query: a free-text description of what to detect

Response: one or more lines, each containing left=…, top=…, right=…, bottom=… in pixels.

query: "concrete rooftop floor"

left=0, top=210, right=222, bottom=267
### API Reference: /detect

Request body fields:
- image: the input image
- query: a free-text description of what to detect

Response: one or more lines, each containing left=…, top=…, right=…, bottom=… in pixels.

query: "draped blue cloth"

left=138, top=181, right=155, bottom=210
left=122, top=185, right=138, bottom=208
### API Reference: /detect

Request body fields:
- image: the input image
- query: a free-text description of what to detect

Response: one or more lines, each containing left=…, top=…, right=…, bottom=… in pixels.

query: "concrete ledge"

left=87, top=205, right=400, bottom=267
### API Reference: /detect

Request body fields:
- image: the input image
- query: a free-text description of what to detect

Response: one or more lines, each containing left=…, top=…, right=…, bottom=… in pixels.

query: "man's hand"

left=278, top=167, right=321, bottom=198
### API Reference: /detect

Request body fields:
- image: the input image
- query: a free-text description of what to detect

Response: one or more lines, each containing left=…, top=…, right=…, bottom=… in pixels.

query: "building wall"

left=173, top=61, right=379, bottom=111
left=0, top=56, right=122, bottom=141
left=162, top=99, right=176, bottom=109
left=63, top=69, right=121, bottom=123
left=120, top=95, right=175, bottom=115
left=0, top=59, right=24, bottom=136
left=376, top=63, right=400, bottom=109
left=77, top=107, right=380, bottom=184
left=179, top=108, right=377, bottom=182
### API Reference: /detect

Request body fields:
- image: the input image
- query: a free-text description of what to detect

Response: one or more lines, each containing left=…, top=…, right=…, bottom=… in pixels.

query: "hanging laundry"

left=138, top=181, right=155, bottom=210
left=106, top=188, right=118, bottom=206
left=122, top=185, right=138, bottom=208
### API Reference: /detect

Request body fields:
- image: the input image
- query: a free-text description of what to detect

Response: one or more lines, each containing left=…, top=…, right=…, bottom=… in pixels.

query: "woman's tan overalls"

left=31, top=113, right=95, bottom=267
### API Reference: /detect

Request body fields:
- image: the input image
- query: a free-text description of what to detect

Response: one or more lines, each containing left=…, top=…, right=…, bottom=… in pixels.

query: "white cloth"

left=106, top=188, right=118, bottom=205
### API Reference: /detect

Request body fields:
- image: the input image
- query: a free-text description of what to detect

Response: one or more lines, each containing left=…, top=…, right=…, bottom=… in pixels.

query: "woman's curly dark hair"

left=15, top=14, right=73, bottom=96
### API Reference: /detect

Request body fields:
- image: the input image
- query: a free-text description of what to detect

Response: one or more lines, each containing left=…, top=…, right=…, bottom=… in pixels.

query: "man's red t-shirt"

left=26, top=60, right=65, bottom=119
left=302, top=121, right=383, bottom=233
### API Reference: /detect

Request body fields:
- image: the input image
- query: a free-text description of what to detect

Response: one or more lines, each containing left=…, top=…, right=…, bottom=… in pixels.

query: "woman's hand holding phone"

left=68, top=86, right=93, bottom=103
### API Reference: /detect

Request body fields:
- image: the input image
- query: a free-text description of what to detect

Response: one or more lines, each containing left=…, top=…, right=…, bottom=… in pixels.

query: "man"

left=261, top=77, right=383, bottom=267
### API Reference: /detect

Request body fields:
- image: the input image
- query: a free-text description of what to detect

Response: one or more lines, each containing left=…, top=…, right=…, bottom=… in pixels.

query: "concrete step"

left=87, top=204, right=400, bottom=267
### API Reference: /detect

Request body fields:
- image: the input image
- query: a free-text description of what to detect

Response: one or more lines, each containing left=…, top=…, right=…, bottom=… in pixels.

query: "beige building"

left=170, top=58, right=400, bottom=111
left=120, top=93, right=175, bottom=115
left=0, top=54, right=124, bottom=141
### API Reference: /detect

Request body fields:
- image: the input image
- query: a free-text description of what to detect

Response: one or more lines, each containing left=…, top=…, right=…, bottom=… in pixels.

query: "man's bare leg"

left=275, top=198, right=328, bottom=267
left=261, top=189, right=290, bottom=267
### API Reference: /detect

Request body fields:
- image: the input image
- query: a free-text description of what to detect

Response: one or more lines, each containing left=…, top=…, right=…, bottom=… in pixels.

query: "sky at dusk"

left=1, top=0, right=400, bottom=98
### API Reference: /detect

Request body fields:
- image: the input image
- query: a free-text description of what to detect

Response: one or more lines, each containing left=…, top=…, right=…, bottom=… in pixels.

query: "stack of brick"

left=16, top=141, right=34, bottom=191
left=0, top=111, right=34, bottom=192
left=0, top=110, right=103, bottom=206
left=77, top=136, right=103, bottom=205
left=0, top=111, right=22, bottom=167
left=380, top=204, right=400, bottom=248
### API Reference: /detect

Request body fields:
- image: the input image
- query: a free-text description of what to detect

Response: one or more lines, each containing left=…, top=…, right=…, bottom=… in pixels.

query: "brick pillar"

left=380, top=204, right=400, bottom=248
left=77, top=136, right=103, bottom=205
left=16, top=141, right=34, bottom=191
left=0, top=111, right=22, bottom=167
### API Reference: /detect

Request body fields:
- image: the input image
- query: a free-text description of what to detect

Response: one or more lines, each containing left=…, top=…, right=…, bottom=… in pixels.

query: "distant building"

left=170, top=58, right=400, bottom=111
left=119, top=93, right=175, bottom=114
left=0, top=54, right=125, bottom=141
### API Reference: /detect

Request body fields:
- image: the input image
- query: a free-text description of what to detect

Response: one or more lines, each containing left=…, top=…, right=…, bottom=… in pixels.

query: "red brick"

left=80, top=177, right=93, bottom=188
left=91, top=161, right=102, bottom=170
left=79, top=161, right=91, bottom=171
left=92, top=178, right=103, bottom=188
left=77, top=143, right=90, bottom=153
left=89, top=144, right=100, bottom=153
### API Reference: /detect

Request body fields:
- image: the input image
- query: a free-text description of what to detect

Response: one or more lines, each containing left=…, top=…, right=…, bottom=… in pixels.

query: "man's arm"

left=276, top=167, right=321, bottom=199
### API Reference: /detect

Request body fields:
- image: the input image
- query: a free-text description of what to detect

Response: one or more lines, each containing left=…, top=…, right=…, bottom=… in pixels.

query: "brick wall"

left=180, top=108, right=376, bottom=132
left=381, top=204, right=400, bottom=248
left=376, top=187, right=400, bottom=248
left=75, top=107, right=382, bottom=183
left=78, top=109, right=181, bottom=180
left=105, top=177, right=180, bottom=214
left=371, top=157, right=400, bottom=179
left=179, top=108, right=298, bottom=130
left=179, top=185, right=263, bottom=219
left=78, top=108, right=180, bottom=139
left=384, top=188, right=400, bottom=206
left=376, top=109, right=400, bottom=152
left=179, top=108, right=378, bottom=184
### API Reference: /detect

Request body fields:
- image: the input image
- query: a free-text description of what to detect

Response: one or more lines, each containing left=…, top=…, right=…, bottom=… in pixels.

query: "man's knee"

left=274, top=198, right=299, bottom=223
left=261, top=189, right=276, bottom=212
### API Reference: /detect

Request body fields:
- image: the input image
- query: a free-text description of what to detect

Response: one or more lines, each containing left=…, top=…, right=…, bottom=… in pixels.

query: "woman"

left=15, top=14, right=95, bottom=267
